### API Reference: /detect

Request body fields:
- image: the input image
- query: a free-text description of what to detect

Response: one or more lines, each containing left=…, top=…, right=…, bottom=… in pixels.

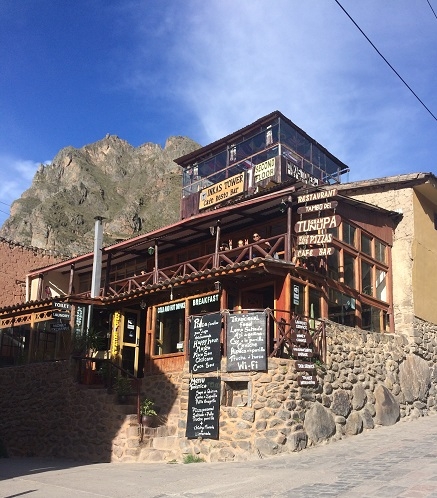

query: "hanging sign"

left=297, top=201, right=338, bottom=214
left=297, top=233, right=333, bottom=245
left=295, top=247, right=335, bottom=258
left=295, top=361, right=316, bottom=371
left=291, top=346, right=314, bottom=358
left=298, top=374, right=318, bottom=387
left=186, top=377, right=221, bottom=439
left=189, top=312, right=222, bottom=373
left=294, top=215, right=341, bottom=233
left=297, top=188, right=338, bottom=204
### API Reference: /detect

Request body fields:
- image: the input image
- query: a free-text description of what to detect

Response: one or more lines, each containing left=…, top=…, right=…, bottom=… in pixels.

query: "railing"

left=103, top=234, right=288, bottom=298
left=72, top=356, right=141, bottom=423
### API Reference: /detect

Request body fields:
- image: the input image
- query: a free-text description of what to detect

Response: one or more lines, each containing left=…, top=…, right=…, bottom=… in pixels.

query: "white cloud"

left=127, top=0, right=437, bottom=181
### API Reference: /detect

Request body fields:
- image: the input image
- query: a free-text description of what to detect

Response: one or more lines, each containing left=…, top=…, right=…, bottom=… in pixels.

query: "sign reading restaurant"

left=199, top=172, right=245, bottom=210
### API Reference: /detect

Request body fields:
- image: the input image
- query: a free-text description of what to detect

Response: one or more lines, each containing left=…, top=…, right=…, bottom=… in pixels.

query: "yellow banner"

left=199, top=172, right=245, bottom=209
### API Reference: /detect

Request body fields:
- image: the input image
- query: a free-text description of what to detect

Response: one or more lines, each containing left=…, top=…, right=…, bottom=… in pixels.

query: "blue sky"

left=1, top=1, right=437, bottom=226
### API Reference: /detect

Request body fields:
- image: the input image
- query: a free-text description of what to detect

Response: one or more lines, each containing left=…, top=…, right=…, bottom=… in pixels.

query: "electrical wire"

left=427, top=0, right=437, bottom=20
left=334, top=0, right=437, bottom=122
left=0, top=200, right=11, bottom=207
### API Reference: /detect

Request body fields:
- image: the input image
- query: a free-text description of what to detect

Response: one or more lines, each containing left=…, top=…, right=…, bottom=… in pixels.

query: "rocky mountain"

left=0, top=135, right=200, bottom=255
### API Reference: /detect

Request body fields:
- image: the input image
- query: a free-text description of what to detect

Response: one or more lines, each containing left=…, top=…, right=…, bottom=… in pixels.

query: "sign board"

left=226, top=312, right=267, bottom=372
left=50, top=323, right=70, bottom=332
left=297, top=201, right=338, bottom=214
left=294, top=215, right=341, bottom=233
left=290, top=331, right=313, bottom=345
left=291, top=346, right=314, bottom=358
left=189, top=313, right=222, bottom=373
left=293, top=284, right=300, bottom=306
left=295, top=246, right=335, bottom=258
left=52, top=301, right=72, bottom=312
left=52, top=311, right=71, bottom=320
left=297, top=233, right=333, bottom=245
left=199, top=172, right=245, bottom=210
left=298, top=374, right=318, bottom=387
left=286, top=160, right=320, bottom=187
left=254, top=158, right=275, bottom=183
left=186, top=377, right=220, bottom=439
left=295, top=361, right=316, bottom=371
left=297, top=188, right=338, bottom=204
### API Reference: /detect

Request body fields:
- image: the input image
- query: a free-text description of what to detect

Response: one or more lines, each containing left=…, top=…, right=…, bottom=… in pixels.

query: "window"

left=361, top=233, right=372, bottom=256
left=375, top=269, right=387, bottom=301
left=361, top=261, right=372, bottom=295
left=344, top=253, right=355, bottom=289
left=362, top=304, right=387, bottom=332
left=328, top=289, right=356, bottom=327
left=342, top=222, right=356, bottom=247
left=327, top=251, right=339, bottom=280
left=375, top=240, right=386, bottom=263
left=155, top=301, right=186, bottom=355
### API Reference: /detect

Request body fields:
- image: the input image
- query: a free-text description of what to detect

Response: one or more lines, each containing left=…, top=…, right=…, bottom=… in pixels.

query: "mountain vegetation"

left=0, top=135, right=200, bottom=255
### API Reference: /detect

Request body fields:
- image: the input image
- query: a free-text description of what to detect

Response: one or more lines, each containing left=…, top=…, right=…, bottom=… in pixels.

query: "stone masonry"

left=1, top=318, right=437, bottom=463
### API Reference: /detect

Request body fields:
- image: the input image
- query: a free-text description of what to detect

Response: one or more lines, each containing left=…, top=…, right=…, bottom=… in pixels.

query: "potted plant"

left=115, top=376, right=131, bottom=404
left=140, top=397, right=157, bottom=427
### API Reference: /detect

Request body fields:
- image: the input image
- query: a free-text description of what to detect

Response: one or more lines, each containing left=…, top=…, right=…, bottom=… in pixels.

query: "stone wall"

left=0, top=237, right=63, bottom=307
left=1, top=320, right=437, bottom=463
left=0, top=360, right=139, bottom=462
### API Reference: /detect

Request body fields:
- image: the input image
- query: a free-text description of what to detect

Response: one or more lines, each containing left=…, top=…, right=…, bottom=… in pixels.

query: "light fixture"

left=214, top=281, right=221, bottom=292
left=279, top=199, right=288, bottom=213
left=170, top=285, right=173, bottom=301
left=147, top=246, right=155, bottom=256
left=140, top=300, right=147, bottom=309
left=209, top=226, right=215, bottom=236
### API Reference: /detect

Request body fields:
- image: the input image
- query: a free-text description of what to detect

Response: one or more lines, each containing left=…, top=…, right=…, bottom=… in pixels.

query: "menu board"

left=186, top=377, right=221, bottom=439
left=226, top=312, right=267, bottom=372
left=189, top=313, right=221, bottom=373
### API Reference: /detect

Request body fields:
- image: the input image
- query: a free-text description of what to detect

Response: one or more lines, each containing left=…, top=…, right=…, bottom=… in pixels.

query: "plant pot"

left=141, top=415, right=155, bottom=427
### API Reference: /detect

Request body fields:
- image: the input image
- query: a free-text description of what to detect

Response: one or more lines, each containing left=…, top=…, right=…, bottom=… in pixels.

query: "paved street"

left=1, top=414, right=437, bottom=497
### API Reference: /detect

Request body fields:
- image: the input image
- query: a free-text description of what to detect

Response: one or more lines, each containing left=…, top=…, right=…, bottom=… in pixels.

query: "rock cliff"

left=0, top=135, right=200, bottom=255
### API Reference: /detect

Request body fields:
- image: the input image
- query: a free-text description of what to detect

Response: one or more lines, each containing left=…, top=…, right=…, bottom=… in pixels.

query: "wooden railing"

left=102, top=233, right=288, bottom=298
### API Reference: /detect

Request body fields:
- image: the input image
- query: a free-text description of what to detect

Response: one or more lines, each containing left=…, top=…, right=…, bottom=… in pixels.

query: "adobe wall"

left=0, top=237, right=63, bottom=307
left=1, top=320, right=436, bottom=463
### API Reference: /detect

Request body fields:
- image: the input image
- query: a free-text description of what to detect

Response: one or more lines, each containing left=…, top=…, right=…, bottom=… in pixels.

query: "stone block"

left=304, top=402, right=336, bottom=443
left=374, top=384, right=400, bottom=426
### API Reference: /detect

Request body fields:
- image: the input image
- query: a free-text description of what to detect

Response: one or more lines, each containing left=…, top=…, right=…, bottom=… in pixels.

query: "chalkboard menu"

left=186, top=377, right=221, bottom=439
left=189, top=312, right=221, bottom=373
left=226, top=312, right=267, bottom=372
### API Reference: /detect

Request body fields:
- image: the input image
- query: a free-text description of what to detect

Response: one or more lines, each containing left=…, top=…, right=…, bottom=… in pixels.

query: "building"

left=1, top=111, right=436, bottom=462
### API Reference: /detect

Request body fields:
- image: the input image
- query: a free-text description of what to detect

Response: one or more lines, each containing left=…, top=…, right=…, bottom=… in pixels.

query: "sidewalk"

left=1, top=413, right=437, bottom=497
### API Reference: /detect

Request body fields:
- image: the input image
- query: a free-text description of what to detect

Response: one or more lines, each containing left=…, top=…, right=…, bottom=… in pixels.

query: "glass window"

left=309, top=287, right=321, bottom=330
left=375, top=269, right=387, bottom=301
left=342, top=223, right=356, bottom=247
left=155, top=301, right=186, bottom=355
left=327, top=251, right=339, bottom=280
left=375, top=240, right=386, bottom=263
left=361, top=233, right=372, bottom=256
left=362, top=304, right=386, bottom=332
left=328, top=289, right=356, bottom=327
left=361, top=261, right=372, bottom=295
left=344, top=253, right=355, bottom=289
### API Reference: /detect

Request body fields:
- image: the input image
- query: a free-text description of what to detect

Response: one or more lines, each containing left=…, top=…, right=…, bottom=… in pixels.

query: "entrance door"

left=120, top=310, right=140, bottom=376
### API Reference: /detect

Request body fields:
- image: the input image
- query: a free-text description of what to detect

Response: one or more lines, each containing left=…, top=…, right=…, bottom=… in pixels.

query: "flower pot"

left=141, top=415, right=155, bottom=427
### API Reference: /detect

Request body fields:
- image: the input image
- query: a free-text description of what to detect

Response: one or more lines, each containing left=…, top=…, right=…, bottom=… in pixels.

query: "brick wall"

left=0, top=237, right=63, bottom=307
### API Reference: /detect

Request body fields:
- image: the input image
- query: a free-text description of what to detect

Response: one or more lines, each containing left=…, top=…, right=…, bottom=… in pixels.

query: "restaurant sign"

left=294, top=215, right=341, bottom=233
left=295, top=246, right=335, bottom=258
left=297, top=233, right=333, bottom=245
left=297, top=201, right=338, bottom=214
left=199, top=172, right=245, bottom=210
